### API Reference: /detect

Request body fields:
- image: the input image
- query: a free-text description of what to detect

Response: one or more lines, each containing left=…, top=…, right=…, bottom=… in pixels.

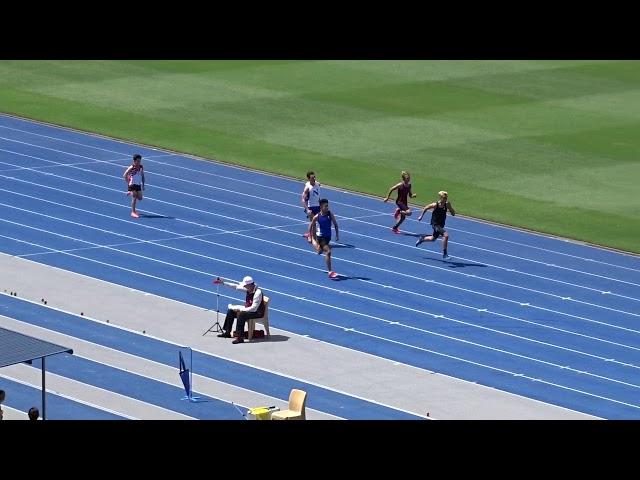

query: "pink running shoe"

left=303, top=232, right=310, bottom=238
left=393, top=208, right=400, bottom=219
left=328, top=271, right=338, bottom=279
left=131, top=211, right=140, bottom=218
left=391, top=227, right=400, bottom=234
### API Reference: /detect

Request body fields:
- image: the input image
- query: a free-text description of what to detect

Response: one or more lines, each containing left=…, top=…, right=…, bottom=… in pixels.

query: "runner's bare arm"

left=123, top=166, right=132, bottom=183
left=309, top=215, right=318, bottom=239
left=383, top=182, right=401, bottom=202
left=417, top=202, right=436, bottom=221
left=331, top=212, right=339, bottom=242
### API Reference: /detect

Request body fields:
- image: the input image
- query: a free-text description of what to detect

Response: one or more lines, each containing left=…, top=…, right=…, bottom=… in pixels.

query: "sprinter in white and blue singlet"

left=383, top=171, right=417, bottom=233
left=415, top=191, right=456, bottom=259
left=309, top=198, right=340, bottom=279
left=301, top=170, right=321, bottom=242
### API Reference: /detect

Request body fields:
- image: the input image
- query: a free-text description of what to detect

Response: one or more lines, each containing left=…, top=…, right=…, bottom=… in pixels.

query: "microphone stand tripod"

left=203, top=278, right=225, bottom=335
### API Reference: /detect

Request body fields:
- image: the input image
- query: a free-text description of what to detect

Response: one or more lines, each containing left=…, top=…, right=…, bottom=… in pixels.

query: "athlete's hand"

left=383, top=198, right=389, bottom=203
left=417, top=215, right=423, bottom=222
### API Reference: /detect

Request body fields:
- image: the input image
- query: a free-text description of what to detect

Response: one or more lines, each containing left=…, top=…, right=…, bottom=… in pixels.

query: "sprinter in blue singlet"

left=309, top=199, right=340, bottom=279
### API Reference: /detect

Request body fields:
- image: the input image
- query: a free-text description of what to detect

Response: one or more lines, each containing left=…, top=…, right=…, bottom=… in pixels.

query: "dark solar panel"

left=0, top=327, right=72, bottom=368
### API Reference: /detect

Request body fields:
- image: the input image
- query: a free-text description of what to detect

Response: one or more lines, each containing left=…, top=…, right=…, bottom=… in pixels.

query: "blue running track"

left=1, top=113, right=639, bottom=419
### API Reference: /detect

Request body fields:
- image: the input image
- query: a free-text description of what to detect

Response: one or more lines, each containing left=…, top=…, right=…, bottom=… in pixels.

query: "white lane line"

left=1, top=120, right=639, bottom=274
left=3, top=187, right=640, bottom=353
left=1, top=133, right=639, bottom=290
left=0, top=372, right=137, bottom=419
left=3, top=231, right=640, bottom=398
left=2, top=156, right=639, bottom=319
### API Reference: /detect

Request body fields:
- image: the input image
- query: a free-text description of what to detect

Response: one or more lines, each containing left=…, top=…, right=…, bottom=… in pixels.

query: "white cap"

left=236, top=276, right=254, bottom=290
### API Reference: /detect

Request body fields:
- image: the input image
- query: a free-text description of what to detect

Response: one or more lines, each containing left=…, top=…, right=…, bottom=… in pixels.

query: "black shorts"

left=128, top=184, right=142, bottom=192
left=395, top=201, right=408, bottom=211
left=431, top=224, right=446, bottom=239
left=317, top=236, right=331, bottom=249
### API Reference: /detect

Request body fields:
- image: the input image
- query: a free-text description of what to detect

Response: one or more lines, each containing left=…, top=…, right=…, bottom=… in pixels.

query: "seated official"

left=216, top=276, right=264, bottom=344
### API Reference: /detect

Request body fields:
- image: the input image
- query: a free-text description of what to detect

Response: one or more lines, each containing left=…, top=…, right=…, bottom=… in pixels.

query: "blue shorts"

left=306, top=205, right=321, bottom=219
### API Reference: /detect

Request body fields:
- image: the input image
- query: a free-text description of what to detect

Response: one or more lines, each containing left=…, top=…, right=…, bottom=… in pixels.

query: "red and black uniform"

left=396, top=182, right=411, bottom=211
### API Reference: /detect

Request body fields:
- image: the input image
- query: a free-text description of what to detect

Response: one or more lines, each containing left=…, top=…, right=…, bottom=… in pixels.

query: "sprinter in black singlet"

left=415, top=191, right=456, bottom=259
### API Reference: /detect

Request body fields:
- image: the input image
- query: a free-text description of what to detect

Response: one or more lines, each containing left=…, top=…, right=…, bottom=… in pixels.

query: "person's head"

left=319, top=198, right=329, bottom=214
left=0, top=389, right=5, bottom=402
left=28, top=407, right=39, bottom=420
left=306, top=170, right=316, bottom=184
left=133, top=154, right=142, bottom=165
left=237, top=275, right=256, bottom=293
left=438, top=190, right=448, bottom=203
left=401, top=171, right=410, bottom=183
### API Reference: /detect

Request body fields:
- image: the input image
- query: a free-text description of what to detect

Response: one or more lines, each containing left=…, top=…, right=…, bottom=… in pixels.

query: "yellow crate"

left=247, top=406, right=280, bottom=420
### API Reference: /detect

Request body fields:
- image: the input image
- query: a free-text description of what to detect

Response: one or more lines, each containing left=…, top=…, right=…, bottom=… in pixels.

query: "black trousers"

left=223, top=309, right=263, bottom=335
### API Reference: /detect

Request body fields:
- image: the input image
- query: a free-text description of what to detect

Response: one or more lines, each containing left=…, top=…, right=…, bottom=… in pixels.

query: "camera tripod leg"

left=203, top=281, right=225, bottom=336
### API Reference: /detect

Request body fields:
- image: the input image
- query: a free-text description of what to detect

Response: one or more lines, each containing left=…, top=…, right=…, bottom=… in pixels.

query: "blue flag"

left=179, top=351, right=191, bottom=398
